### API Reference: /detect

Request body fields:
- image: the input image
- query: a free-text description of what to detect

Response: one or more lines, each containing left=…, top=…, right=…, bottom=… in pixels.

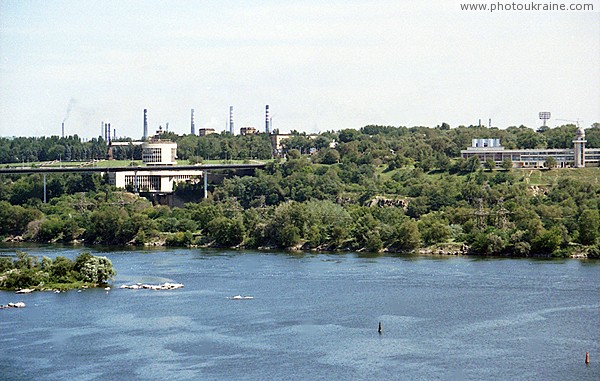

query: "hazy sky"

left=1, top=0, right=599, bottom=139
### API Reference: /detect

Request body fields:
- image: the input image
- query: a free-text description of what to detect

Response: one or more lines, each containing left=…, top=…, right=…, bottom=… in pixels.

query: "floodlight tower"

left=539, top=112, right=551, bottom=128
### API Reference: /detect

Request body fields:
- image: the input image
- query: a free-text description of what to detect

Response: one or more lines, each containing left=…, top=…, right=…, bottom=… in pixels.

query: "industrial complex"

left=63, top=105, right=599, bottom=197
left=106, top=104, right=275, bottom=194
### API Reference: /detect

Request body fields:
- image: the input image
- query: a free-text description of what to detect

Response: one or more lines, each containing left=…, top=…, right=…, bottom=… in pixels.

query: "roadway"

left=0, top=163, right=266, bottom=174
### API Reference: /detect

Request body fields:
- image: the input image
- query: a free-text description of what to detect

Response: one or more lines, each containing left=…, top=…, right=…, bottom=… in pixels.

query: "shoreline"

left=2, top=236, right=597, bottom=260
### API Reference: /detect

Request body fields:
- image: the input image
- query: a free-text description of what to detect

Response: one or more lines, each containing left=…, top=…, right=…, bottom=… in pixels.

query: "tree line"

left=2, top=123, right=599, bottom=165
left=0, top=132, right=274, bottom=164
left=0, top=123, right=599, bottom=257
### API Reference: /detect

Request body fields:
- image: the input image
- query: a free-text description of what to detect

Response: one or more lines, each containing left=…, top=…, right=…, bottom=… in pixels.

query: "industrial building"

left=460, top=126, right=600, bottom=168
left=239, top=127, right=257, bottom=135
left=198, top=128, right=217, bottom=136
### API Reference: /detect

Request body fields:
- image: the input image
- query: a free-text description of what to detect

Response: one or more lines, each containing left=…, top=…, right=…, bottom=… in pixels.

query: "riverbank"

left=2, top=237, right=598, bottom=259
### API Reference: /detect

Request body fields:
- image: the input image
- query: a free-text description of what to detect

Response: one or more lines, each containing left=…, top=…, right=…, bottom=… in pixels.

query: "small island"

left=0, top=251, right=115, bottom=291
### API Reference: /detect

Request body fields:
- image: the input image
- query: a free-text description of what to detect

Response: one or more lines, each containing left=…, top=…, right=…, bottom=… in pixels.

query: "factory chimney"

left=62, top=122, right=65, bottom=139
left=265, top=105, right=270, bottom=134
left=488, top=118, right=491, bottom=128
left=191, top=109, right=195, bottom=135
left=107, top=123, right=111, bottom=144
left=229, top=106, right=234, bottom=135
left=143, top=109, right=148, bottom=140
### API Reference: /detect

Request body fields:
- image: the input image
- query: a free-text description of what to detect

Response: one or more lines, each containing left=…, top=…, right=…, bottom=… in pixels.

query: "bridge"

left=0, top=163, right=265, bottom=174
left=0, top=163, right=266, bottom=203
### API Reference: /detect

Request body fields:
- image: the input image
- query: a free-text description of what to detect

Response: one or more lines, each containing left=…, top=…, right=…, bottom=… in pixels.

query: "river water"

left=0, top=246, right=598, bottom=381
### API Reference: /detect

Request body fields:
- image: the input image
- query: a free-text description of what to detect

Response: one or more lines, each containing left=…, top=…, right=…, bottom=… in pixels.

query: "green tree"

left=320, top=148, right=340, bottom=164
left=418, top=213, right=451, bottom=245
left=464, top=155, right=481, bottom=172
left=275, top=223, right=301, bottom=248
left=532, top=226, right=565, bottom=254
left=207, top=217, right=245, bottom=247
left=501, top=158, right=513, bottom=171
left=396, top=220, right=420, bottom=251
left=287, top=149, right=301, bottom=160
left=545, top=156, right=557, bottom=169
left=578, top=209, right=600, bottom=245
left=49, top=256, right=74, bottom=282
left=471, top=232, right=506, bottom=255
left=78, top=255, right=115, bottom=284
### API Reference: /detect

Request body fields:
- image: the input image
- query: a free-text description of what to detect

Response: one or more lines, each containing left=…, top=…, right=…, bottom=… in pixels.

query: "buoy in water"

left=585, top=352, right=589, bottom=365
left=378, top=322, right=382, bottom=334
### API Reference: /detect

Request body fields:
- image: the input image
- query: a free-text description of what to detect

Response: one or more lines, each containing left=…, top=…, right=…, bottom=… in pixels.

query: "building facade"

left=460, top=127, right=599, bottom=168
left=109, top=169, right=202, bottom=193
left=239, top=127, right=257, bottom=135
left=108, top=129, right=203, bottom=193
left=198, top=128, right=217, bottom=136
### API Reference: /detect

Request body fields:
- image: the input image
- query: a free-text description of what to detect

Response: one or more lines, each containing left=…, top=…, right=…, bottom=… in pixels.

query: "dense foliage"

left=1, top=123, right=599, bottom=258
left=0, top=132, right=274, bottom=164
left=0, top=251, right=115, bottom=290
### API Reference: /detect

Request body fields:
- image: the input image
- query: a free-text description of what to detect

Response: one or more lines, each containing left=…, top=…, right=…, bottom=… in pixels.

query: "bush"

left=166, top=231, right=194, bottom=247
left=207, top=217, right=244, bottom=247
left=396, top=220, right=420, bottom=251
left=77, top=256, right=115, bottom=284
left=49, top=256, right=74, bottom=283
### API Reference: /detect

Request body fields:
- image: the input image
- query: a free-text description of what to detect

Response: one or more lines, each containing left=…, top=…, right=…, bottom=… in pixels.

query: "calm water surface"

left=1, top=246, right=598, bottom=380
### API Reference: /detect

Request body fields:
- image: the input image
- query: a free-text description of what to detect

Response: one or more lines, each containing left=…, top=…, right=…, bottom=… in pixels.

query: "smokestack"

left=166, top=122, right=169, bottom=132
left=191, top=109, right=195, bottom=135
left=229, top=106, right=234, bottom=135
left=265, top=105, right=270, bottom=134
left=107, top=123, right=111, bottom=144
left=101, top=121, right=104, bottom=138
left=62, top=122, right=65, bottom=139
left=478, top=119, right=481, bottom=128
left=113, top=128, right=116, bottom=140
left=488, top=118, right=491, bottom=128
left=143, top=109, right=148, bottom=140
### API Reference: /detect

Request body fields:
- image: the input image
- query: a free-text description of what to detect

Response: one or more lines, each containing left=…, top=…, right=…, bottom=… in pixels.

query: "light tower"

left=539, top=111, right=551, bottom=128
left=573, top=122, right=586, bottom=168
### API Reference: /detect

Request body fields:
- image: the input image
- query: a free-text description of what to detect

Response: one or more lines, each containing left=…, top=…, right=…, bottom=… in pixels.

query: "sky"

left=1, top=0, right=599, bottom=139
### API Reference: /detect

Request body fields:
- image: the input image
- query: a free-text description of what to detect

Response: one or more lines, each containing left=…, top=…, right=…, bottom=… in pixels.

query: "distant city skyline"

left=1, top=1, right=599, bottom=139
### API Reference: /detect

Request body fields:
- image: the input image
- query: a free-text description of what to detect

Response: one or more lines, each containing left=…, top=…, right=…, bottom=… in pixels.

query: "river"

left=1, top=245, right=598, bottom=380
